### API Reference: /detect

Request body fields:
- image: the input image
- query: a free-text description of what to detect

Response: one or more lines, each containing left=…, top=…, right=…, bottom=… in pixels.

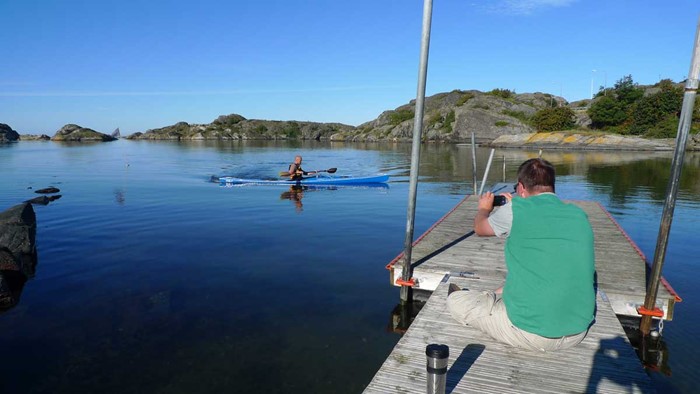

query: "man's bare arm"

left=474, top=192, right=496, bottom=236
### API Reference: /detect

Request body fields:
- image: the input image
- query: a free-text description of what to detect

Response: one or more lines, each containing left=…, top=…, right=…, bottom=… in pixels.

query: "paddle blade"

left=326, top=168, right=337, bottom=173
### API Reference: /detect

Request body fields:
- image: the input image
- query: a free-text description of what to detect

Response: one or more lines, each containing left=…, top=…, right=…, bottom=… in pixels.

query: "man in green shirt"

left=447, top=158, right=595, bottom=351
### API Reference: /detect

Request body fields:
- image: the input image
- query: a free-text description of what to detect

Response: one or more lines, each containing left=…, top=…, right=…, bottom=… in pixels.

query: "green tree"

left=532, top=107, right=576, bottom=131
left=588, top=96, right=628, bottom=129
left=588, top=75, right=644, bottom=131
left=628, top=82, right=682, bottom=135
left=614, top=75, right=644, bottom=105
left=488, top=88, right=514, bottom=99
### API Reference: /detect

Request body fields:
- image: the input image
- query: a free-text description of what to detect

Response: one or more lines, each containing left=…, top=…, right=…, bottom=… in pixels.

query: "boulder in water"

left=35, top=187, right=60, bottom=194
left=0, top=203, right=37, bottom=311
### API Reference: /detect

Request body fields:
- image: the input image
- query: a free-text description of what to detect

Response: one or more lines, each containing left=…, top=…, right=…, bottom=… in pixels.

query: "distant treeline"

left=588, top=76, right=700, bottom=138
left=525, top=76, right=700, bottom=138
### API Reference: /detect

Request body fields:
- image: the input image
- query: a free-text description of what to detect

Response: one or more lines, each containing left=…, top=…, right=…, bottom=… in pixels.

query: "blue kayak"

left=218, top=174, right=389, bottom=186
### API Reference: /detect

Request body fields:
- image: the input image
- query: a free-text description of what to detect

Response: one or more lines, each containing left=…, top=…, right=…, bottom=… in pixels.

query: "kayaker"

left=446, top=158, right=595, bottom=351
left=287, top=155, right=317, bottom=180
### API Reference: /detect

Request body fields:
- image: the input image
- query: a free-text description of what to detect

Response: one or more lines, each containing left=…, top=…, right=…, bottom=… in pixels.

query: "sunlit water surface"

left=0, top=140, right=698, bottom=393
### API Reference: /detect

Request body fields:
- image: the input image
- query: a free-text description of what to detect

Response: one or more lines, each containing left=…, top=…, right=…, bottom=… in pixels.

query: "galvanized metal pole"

left=400, top=0, right=433, bottom=303
left=640, top=15, right=700, bottom=335
left=502, top=155, right=506, bottom=182
left=478, top=149, right=495, bottom=196
left=471, top=131, right=478, bottom=195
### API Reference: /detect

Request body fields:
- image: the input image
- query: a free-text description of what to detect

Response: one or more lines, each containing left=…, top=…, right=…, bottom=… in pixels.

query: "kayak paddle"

left=279, top=168, right=337, bottom=177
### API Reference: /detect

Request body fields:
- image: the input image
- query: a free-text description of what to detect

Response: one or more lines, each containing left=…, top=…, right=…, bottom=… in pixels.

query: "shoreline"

left=10, top=131, right=700, bottom=151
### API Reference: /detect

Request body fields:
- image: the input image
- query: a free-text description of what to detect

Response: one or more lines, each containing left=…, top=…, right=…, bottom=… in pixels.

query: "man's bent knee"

left=446, top=290, right=496, bottom=326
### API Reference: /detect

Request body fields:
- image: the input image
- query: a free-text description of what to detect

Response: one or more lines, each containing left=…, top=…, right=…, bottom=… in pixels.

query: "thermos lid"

left=425, top=344, right=449, bottom=359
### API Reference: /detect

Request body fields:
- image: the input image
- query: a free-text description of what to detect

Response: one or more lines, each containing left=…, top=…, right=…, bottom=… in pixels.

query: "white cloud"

left=491, top=0, right=577, bottom=15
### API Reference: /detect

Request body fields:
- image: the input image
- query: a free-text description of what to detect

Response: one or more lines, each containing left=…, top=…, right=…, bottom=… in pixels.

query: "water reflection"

left=278, top=184, right=390, bottom=213
left=280, top=185, right=307, bottom=213
left=0, top=267, right=30, bottom=312
left=114, top=189, right=126, bottom=205
left=618, top=317, right=672, bottom=377
left=387, top=298, right=426, bottom=334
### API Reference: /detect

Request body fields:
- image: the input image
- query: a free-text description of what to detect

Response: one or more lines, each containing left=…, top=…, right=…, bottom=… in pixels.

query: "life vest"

left=289, top=163, right=305, bottom=180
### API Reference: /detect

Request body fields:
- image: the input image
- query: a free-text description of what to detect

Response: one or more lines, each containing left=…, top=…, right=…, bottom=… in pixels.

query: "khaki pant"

left=446, top=289, right=587, bottom=352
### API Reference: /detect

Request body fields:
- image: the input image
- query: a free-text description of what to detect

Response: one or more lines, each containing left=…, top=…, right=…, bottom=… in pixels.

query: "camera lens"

left=493, top=195, right=506, bottom=206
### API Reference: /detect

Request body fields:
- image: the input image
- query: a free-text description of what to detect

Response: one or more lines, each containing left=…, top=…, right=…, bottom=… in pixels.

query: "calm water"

left=0, top=140, right=698, bottom=393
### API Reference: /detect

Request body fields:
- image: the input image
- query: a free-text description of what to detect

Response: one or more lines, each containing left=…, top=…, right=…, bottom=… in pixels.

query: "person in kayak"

left=287, top=155, right=317, bottom=180
left=446, top=158, right=595, bottom=351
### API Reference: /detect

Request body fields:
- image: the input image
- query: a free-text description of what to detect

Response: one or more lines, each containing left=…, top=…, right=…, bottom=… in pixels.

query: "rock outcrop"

left=51, top=124, right=117, bottom=142
left=127, top=114, right=355, bottom=141
left=35, top=187, right=60, bottom=194
left=0, top=123, right=20, bottom=143
left=0, top=203, right=37, bottom=310
left=328, top=90, right=566, bottom=143
left=487, top=132, right=678, bottom=151
left=20, top=134, right=51, bottom=141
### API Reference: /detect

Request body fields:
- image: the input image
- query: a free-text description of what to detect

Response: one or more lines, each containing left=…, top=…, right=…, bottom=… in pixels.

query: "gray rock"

left=348, top=90, right=563, bottom=143
left=35, top=187, right=60, bottom=194
left=0, top=203, right=37, bottom=278
left=487, top=132, right=676, bottom=151
left=127, top=114, right=355, bottom=141
left=52, top=124, right=117, bottom=142
left=0, top=123, right=20, bottom=143
left=0, top=203, right=37, bottom=311
left=24, top=196, right=50, bottom=205
left=24, top=195, right=62, bottom=205
left=0, top=247, right=19, bottom=272
left=0, top=265, right=27, bottom=310
left=20, top=134, right=51, bottom=141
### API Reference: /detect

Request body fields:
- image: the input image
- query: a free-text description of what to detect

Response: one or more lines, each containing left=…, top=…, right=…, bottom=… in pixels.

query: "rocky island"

left=127, top=114, right=354, bottom=141
left=6, top=77, right=700, bottom=150
left=0, top=123, right=20, bottom=142
left=51, top=124, right=117, bottom=142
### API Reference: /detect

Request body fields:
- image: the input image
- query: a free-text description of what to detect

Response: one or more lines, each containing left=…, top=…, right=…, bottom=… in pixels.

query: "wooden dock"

left=386, top=196, right=680, bottom=320
left=365, top=196, right=681, bottom=393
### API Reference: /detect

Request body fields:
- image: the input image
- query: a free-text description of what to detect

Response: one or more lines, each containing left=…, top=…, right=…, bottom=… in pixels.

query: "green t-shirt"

left=503, top=194, right=595, bottom=337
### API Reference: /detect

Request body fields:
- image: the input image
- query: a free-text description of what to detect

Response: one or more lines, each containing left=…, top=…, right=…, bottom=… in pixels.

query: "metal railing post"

left=401, top=0, right=433, bottom=303
left=640, top=15, right=700, bottom=335
left=471, top=131, right=477, bottom=195
left=477, top=149, right=495, bottom=196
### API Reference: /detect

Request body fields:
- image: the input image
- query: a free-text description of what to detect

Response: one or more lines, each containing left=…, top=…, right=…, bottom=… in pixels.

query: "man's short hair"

left=517, top=158, right=555, bottom=193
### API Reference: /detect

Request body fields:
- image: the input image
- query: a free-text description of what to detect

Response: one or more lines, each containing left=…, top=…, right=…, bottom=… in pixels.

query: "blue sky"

left=1, top=0, right=698, bottom=135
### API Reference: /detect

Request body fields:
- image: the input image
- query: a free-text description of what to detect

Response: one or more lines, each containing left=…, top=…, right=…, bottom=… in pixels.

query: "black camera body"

left=493, top=195, right=507, bottom=206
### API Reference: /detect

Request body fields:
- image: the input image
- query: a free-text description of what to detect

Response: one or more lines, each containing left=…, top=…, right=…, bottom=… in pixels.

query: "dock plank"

left=364, top=283, right=654, bottom=393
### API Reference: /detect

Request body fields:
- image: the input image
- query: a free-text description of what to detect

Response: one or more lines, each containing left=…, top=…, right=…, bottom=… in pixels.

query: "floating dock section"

left=365, top=196, right=680, bottom=393
left=386, top=197, right=680, bottom=320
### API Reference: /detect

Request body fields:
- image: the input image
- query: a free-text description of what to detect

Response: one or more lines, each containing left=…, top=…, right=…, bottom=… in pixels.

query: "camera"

left=493, top=195, right=507, bottom=206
